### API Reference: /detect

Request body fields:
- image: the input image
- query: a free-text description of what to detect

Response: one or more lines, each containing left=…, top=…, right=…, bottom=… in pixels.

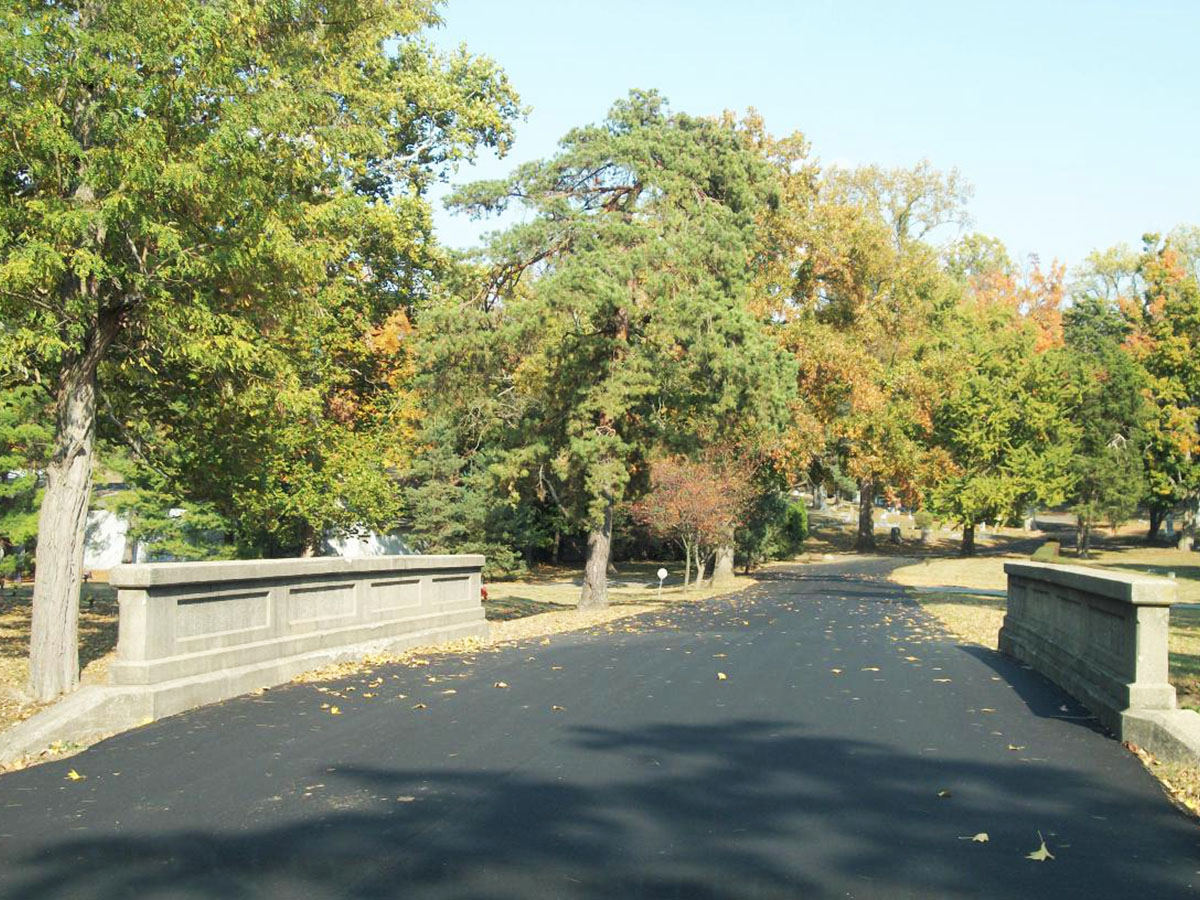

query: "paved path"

left=0, top=558, right=1197, bottom=898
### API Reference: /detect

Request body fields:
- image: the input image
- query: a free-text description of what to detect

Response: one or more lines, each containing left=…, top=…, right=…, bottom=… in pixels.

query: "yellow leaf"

left=551, top=705, right=565, bottom=711
left=717, top=672, right=728, bottom=681
left=958, top=832, right=989, bottom=842
left=830, top=668, right=843, bottom=675
left=329, top=706, right=342, bottom=715
left=65, top=769, right=85, bottom=782
left=861, top=666, right=880, bottom=672
left=441, top=689, right=457, bottom=695
left=1008, top=744, right=1026, bottom=751
left=1026, top=831, right=1054, bottom=861
left=412, top=702, right=428, bottom=710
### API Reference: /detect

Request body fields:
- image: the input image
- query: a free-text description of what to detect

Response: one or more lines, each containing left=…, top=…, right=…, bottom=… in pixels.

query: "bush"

left=913, top=510, right=935, bottom=531
left=1030, top=540, right=1060, bottom=562
left=784, top=501, right=808, bottom=545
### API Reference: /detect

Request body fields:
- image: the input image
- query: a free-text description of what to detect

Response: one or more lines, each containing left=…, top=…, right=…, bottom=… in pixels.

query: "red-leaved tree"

left=631, top=455, right=755, bottom=588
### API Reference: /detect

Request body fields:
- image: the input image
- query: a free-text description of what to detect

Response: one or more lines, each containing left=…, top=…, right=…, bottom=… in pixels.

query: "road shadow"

left=4, top=716, right=1196, bottom=900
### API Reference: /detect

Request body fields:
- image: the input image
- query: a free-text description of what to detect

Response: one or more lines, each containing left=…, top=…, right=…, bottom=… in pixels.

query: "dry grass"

left=0, top=583, right=119, bottom=732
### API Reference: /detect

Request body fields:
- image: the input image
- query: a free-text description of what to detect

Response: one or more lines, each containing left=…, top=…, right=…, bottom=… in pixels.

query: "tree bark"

left=579, top=502, right=613, bottom=609
left=960, top=523, right=976, bottom=556
left=694, top=548, right=706, bottom=587
left=551, top=530, right=561, bottom=566
left=813, top=483, right=825, bottom=510
left=683, top=542, right=692, bottom=590
left=29, top=313, right=119, bottom=701
left=855, top=477, right=876, bottom=552
left=711, top=543, right=736, bottom=588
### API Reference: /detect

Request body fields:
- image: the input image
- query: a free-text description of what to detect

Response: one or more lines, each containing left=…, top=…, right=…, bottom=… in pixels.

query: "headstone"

left=889, top=526, right=902, bottom=544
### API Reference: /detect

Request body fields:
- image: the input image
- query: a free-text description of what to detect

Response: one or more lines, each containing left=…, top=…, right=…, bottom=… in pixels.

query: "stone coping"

left=109, top=554, right=486, bottom=589
left=1004, top=561, right=1176, bottom=607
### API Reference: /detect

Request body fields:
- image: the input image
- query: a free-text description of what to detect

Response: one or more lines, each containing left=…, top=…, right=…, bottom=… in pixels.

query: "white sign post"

left=657, top=567, right=668, bottom=601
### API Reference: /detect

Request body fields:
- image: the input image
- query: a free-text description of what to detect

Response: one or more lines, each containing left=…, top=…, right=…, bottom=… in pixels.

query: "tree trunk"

left=551, top=530, right=561, bottom=566
left=579, top=502, right=613, bottom=609
left=694, top=548, right=706, bottom=587
left=960, top=523, right=976, bottom=556
left=683, top=542, right=692, bottom=590
left=855, top=477, right=876, bottom=552
left=711, top=543, right=736, bottom=588
left=1148, top=507, right=1164, bottom=542
left=28, top=314, right=118, bottom=701
left=1076, top=518, right=1091, bottom=559
left=814, top=483, right=825, bottom=510
left=299, top=522, right=320, bottom=558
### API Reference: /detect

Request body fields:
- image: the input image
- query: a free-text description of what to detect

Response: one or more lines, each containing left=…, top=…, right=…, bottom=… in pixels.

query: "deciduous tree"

left=0, top=0, right=518, bottom=699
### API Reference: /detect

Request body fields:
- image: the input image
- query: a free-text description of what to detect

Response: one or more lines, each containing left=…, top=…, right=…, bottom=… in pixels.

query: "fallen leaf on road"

left=933, top=678, right=952, bottom=683
left=957, top=833, right=989, bottom=843
left=397, top=795, right=416, bottom=802
left=1026, top=832, right=1054, bottom=861
left=830, top=668, right=843, bottom=675
left=441, top=689, right=457, bottom=695
left=328, top=706, right=342, bottom=715
left=937, top=790, right=952, bottom=798
left=65, top=769, right=85, bottom=782
left=493, top=681, right=509, bottom=689
left=551, top=705, right=565, bottom=711
left=1008, top=744, right=1026, bottom=751
left=861, top=666, right=880, bottom=672
left=412, top=703, right=427, bottom=710
left=717, top=672, right=728, bottom=681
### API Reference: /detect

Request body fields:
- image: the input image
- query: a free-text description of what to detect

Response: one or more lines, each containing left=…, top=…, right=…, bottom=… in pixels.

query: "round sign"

left=657, top=568, right=668, bottom=581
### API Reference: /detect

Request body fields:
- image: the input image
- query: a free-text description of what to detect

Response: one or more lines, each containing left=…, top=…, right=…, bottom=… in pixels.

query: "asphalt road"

left=0, top=558, right=1197, bottom=899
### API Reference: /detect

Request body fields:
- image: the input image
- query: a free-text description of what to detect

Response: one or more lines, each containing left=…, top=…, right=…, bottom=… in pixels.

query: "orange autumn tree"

left=752, top=154, right=968, bottom=550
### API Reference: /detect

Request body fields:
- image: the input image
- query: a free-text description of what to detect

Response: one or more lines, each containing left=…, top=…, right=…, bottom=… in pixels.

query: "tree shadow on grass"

left=4, top=717, right=1197, bottom=900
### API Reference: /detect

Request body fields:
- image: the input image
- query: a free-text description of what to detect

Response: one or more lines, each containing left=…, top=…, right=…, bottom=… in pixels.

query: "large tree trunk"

left=28, top=315, right=117, bottom=701
left=694, top=548, right=705, bottom=587
left=813, top=483, right=825, bottom=511
left=960, top=523, right=976, bottom=556
left=1076, top=517, right=1091, bottom=559
left=855, top=477, right=876, bottom=552
left=711, top=543, right=736, bottom=588
left=683, top=542, right=692, bottom=590
left=579, top=502, right=613, bottom=610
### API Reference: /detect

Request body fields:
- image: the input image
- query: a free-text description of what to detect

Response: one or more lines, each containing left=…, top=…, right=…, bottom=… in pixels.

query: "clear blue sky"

left=428, top=0, right=1199, bottom=272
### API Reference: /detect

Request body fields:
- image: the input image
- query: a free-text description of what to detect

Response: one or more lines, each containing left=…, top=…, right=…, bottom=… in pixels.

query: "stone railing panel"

left=1000, top=561, right=1176, bottom=736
